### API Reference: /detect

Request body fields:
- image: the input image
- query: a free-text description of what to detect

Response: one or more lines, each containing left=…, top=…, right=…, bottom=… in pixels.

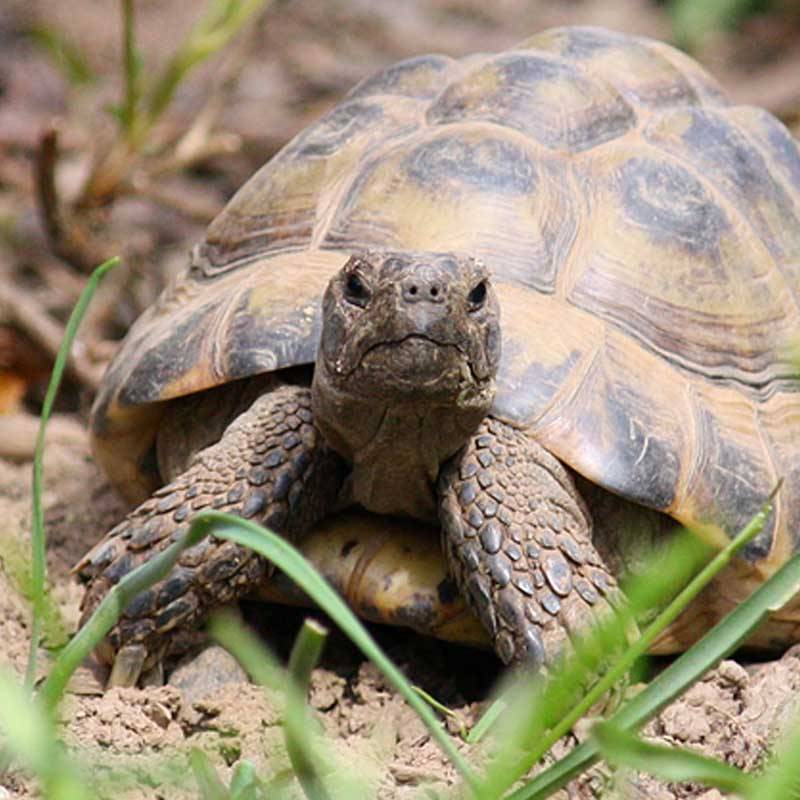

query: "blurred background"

left=1, top=0, right=800, bottom=418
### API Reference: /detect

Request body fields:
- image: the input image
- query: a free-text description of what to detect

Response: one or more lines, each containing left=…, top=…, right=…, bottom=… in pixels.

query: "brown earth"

left=3, top=1, right=800, bottom=798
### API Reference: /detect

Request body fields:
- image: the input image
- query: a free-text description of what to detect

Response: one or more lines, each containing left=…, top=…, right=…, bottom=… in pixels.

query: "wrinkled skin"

left=77, top=251, right=620, bottom=685
left=312, top=251, right=499, bottom=520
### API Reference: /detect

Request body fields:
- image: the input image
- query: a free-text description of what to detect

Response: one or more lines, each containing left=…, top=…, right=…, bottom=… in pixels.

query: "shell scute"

left=647, top=40, right=729, bottom=107
left=118, top=304, right=215, bottom=408
left=286, top=99, right=388, bottom=159
left=529, top=333, right=685, bottom=513
left=204, top=96, right=424, bottom=267
left=614, top=154, right=730, bottom=258
left=346, top=54, right=455, bottom=101
left=524, top=26, right=724, bottom=110
left=566, top=143, right=800, bottom=392
left=224, top=290, right=320, bottom=380
left=687, top=394, right=777, bottom=560
left=525, top=25, right=633, bottom=59
left=403, top=132, right=538, bottom=194
left=323, top=128, right=578, bottom=292
left=427, top=50, right=636, bottom=152
left=578, top=361, right=682, bottom=512
left=758, top=397, right=800, bottom=562
left=647, top=108, right=800, bottom=266
left=747, top=107, right=800, bottom=196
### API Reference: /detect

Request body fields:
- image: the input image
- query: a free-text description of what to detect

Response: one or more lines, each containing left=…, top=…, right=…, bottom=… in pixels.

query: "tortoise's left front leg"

left=76, top=385, right=346, bottom=686
left=438, top=418, right=622, bottom=667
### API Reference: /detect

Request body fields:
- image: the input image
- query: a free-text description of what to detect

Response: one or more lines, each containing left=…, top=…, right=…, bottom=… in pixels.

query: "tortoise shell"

left=91, top=26, right=800, bottom=574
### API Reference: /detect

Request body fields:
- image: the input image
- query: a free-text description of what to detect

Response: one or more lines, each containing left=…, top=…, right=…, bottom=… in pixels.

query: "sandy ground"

left=3, top=1, right=800, bottom=797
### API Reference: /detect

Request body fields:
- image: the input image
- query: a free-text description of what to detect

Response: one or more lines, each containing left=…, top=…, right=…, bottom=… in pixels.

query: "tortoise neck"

left=311, top=366, right=491, bottom=521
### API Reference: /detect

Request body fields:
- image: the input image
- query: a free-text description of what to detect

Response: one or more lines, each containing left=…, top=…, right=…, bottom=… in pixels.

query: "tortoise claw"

left=108, top=644, right=147, bottom=688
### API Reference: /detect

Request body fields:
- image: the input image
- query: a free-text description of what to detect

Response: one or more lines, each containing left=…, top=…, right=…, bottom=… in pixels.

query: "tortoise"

left=77, top=25, right=800, bottom=687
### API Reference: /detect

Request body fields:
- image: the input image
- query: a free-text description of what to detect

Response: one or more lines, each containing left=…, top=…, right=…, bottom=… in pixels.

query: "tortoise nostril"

left=402, top=276, right=445, bottom=303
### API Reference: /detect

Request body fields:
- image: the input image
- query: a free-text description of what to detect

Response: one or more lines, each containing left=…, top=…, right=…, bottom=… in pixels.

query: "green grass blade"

left=193, top=511, right=478, bottom=791
left=286, top=620, right=333, bottom=800
left=47, top=510, right=473, bottom=789
left=508, top=548, right=800, bottom=800
left=142, top=0, right=270, bottom=142
left=469, top=529, right=708, bottom=756
left=0, top=530, right=70, bottom=650
left=209, top=611, right=285, bottom=689
left=190, top=747, right=229, bottom=800
left=540, top=495, right=772, bottom=745
left=412, top=686, right=468, bottom=740
left=27, top=25, right=96, bottom=87
left=229, top=760, right=261, bottom=800
left=118, top=0, right=143, bottom=137
left=593, top=721, right=754, bottom=794
left=0, top=669, right=89, bottom=799
left=466, top=697, right=507, bottom=744
left=743, top=709, right=800, bottom=799
left=26, top=256, right=119, bottom=691
left=218, top=618, right=334, bottom=799
left=210, top=615, right=372, bottom=799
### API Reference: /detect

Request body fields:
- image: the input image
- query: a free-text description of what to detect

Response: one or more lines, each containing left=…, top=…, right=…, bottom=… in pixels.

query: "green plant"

left=84, top=0, right=271, bottom=205
left=28, top=26, right=96, bottom=88
left=25, top=256, right=119, bottom=690
left=669, top=0, right=775, bottom=52
left=32, top=0, right=272, bottom=272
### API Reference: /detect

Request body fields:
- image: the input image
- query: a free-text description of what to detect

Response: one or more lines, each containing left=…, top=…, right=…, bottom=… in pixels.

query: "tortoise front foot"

left=439, top=418, right=622, bottom=667
left=75, top=385, right=345, bottom=687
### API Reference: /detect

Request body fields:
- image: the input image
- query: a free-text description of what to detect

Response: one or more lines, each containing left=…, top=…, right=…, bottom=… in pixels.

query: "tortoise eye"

left=468, top=280, right=488, bottom=309
left=344, top=272, right=370, bottom=306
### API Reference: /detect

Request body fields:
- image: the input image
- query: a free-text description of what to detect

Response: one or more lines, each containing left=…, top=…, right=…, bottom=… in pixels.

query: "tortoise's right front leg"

left=76, top=384, right=346, bottom=686
left=438, top=418, right=625, bottom=668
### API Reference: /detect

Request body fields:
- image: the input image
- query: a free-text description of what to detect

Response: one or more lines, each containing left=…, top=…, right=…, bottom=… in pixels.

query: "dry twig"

left=0, top=278, right=103, bottom=391
left=34, top=126, right=107, bottom=273
left=0, top=413, right=87, bottom=461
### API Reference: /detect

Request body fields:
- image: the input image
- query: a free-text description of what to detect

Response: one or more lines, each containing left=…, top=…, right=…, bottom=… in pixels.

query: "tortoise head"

left=312, top=250, right=501, bottom=461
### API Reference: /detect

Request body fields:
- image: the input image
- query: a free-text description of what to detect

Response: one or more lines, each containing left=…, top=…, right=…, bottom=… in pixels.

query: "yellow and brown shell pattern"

left=92, top=26, right=800, bottom=577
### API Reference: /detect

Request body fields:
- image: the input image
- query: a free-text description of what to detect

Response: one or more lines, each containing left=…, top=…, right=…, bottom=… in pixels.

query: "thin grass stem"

left=25, top=256, right=119, bottom=692
left=285, top=620, right=332, bottom=800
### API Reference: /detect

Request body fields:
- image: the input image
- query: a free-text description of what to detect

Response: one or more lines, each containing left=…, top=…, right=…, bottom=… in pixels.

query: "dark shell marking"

left=427, top=51, right=637, bottom=152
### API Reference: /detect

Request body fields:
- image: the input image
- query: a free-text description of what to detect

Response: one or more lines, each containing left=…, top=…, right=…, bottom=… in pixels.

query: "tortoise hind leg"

left=75, top=384, right=346, bottom=686
left=438, top=417, right=623, bottom=667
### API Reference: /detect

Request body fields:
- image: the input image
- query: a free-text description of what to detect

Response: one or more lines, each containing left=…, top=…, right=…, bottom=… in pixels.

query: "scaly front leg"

left=438, top=417, right=623, bottom=666
left=76, top=384, right=346, bottom=686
